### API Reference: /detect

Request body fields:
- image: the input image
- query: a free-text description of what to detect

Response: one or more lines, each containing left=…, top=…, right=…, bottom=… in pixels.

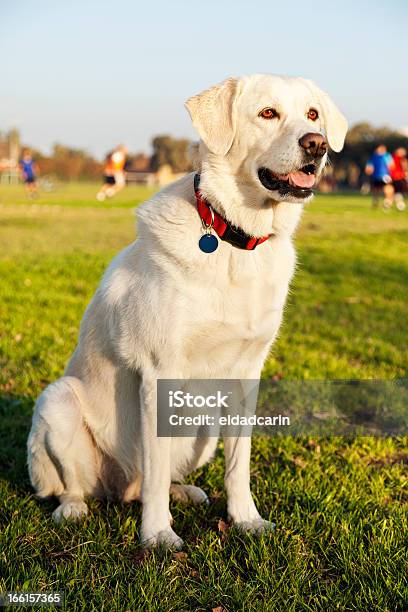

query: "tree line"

left=1, top=124, right=407, bottom=186
left=330, top=123, right=408, bottom=189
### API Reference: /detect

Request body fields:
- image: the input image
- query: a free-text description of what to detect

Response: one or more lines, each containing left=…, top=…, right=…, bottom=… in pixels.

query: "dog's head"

left=186, top=74, right=347, bottom=206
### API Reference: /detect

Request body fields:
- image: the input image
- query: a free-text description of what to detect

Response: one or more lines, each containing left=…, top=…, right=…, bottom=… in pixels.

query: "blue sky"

left=1, top=0, right=407, bottom=158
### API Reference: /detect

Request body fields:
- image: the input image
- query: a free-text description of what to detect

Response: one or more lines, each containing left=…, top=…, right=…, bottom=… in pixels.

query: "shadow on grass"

left=0, top=393, right=33, bottom=491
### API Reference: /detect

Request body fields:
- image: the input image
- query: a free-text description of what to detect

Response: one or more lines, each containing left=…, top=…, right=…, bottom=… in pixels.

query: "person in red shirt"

left=96, top=145, right=128, bottom=202
left=390, top=147, right=407, bottom=211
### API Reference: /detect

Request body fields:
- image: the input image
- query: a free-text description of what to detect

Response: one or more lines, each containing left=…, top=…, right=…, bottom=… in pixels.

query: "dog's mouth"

left=258, top=163, right=317, bottom=198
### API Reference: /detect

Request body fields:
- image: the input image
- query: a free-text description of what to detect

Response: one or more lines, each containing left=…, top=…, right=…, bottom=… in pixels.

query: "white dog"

left=27, top=74, right=347, bottom=549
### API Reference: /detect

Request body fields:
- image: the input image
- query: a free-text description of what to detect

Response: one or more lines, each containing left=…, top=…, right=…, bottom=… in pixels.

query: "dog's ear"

left=318, top=90, right=348, bottom=152
left=185, top=77, right=242, bottom=156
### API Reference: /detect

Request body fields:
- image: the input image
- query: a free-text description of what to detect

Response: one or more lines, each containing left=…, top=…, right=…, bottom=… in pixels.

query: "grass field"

left=0, top=182, right=407, bottom=611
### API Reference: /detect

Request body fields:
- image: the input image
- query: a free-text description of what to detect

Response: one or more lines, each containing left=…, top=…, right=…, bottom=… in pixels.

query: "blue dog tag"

left=199, top=234, right=218, bottom=253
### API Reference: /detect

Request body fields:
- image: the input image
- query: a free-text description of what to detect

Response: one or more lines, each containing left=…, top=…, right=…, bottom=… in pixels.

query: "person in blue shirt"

left=19, top=149, right=39, bottom=198
left=365, top=144, right=395, bottom=209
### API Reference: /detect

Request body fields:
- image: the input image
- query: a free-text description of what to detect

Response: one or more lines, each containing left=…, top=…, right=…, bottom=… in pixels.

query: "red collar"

left=194, top=174, right=272, bottom=251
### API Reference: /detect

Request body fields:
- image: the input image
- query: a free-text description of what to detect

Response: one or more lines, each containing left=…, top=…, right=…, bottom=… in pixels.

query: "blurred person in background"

left=19, top=149, right=39, bottom=198
left=96, top=145, right=128, bottom=201
left=111, top=145, right=128, bottom=194
left=390, top=147, right=407, bottom=211
left=365, top=144, right=394, bottom=209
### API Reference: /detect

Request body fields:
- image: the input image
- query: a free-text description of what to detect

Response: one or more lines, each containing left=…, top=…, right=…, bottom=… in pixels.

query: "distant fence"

left=125, top=171, right=156, bottom=186
left=0, top=169, right=19, bottom=185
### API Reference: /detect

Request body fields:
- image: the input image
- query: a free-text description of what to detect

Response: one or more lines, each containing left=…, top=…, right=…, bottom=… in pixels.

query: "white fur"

left=27, top=74, right=347, bottom=548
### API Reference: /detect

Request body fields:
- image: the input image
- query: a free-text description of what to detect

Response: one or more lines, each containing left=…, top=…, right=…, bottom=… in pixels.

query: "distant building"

left=125, top=153, right=185, bottom=187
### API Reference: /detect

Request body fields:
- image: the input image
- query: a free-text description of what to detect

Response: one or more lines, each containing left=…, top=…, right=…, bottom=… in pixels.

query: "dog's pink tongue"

left=288, top=171, right=315, bottom=188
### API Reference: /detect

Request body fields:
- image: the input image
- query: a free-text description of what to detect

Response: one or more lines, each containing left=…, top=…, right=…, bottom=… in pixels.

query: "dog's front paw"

left=141, top=526, right=184, bottom=550
left=170, top=484, right=209, bottom=506
left=234, top=517, right=276, bottom=535
left=52, top=499, right=88, bottom=524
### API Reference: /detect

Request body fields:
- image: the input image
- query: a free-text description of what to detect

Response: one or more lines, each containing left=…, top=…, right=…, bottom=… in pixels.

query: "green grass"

left=0, top=181, right=155, bottom=209
left=0, top=182, right=407, bottom=611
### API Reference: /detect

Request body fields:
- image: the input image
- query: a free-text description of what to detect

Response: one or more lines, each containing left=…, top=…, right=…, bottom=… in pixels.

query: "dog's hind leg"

left=27, top=376, right=99, bottom=523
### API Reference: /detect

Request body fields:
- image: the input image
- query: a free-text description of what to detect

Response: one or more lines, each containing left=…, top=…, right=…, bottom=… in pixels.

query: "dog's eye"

left=259, top=108, right=280, bottom=120
left=307, top=108, right=319, bottom=121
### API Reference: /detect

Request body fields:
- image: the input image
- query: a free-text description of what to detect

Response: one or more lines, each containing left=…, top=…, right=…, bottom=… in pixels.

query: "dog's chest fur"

left=111, top=177, right=298, bottom=378
left=171, top=238, right=296, bottom=378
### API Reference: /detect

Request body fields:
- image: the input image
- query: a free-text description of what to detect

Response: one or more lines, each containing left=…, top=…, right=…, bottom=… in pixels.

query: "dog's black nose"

left=298, top=132, right=327, bottom=158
